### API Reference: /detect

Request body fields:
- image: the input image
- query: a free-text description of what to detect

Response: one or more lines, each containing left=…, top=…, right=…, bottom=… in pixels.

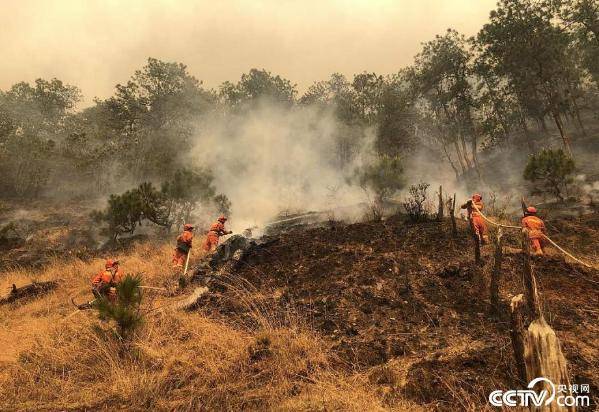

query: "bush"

left=93, top=167, right=231, bottom=239
left=95, top=274, right=143, bottom=338
left=403, top=182, right=430, bottom=222
left=356, top=155, right=404, bottom=220
left=523, top=148, right=575, bottom=201
left=92, top=189, right=144, bottom=241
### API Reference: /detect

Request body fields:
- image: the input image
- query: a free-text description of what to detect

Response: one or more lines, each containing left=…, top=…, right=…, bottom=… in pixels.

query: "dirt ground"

left=197, top=214, right=599, bottom=409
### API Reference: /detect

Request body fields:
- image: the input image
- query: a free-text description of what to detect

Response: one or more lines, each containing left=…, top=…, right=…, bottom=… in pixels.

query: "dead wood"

left=448, top=193, right=457, bottom=238
left=436, top=185, right=444, bottom=221
left=0, top=281, right=58, bottom=305
left=510, top=294, right=528, bottom=383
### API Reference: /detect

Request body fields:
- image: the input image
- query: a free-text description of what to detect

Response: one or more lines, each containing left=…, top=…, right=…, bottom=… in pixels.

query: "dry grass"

left=0, top=243, right=404, bottom=411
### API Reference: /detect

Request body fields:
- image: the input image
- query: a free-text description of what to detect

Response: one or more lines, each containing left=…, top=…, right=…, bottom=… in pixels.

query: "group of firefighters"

left=90, top=196, right=547, bottom=302
left=90, top=215, right=232, bottom=302
left=461, top=193, right=546, bottom=255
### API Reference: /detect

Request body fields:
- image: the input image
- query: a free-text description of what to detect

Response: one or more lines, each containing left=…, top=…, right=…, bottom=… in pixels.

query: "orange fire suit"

left=91, top=268, right=123, bottom=301
left=522, top=215, right=546, bottom=256
left=203, top=221, right=228, bottom=252
left=173, top=230, right=194, bottom=268
left=461, top=199, right=489, bottom=244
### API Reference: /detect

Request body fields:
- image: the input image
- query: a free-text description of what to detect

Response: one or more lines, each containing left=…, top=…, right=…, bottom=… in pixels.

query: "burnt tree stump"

left=448, top=193, right=457, bottom=238
left=510, top=294, right=528, bottom=383
left=490, top=227, right=503, bottom=312
left=507, top=231, right=575, bottom=411
left=436, top=185, right=444, bottom=221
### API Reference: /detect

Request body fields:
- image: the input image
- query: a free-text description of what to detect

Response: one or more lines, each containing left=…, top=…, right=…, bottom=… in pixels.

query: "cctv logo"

left=489, top=377, right=590, bottom=408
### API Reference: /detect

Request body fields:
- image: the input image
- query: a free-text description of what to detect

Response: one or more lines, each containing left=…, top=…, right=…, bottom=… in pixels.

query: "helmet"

left=105, top=259, right=119, bottom=269
left=183, top=223, right=194, bottom=231
left=472, top=193, right=482, bottom=201
left=218, top=216, right=227, bottom=223
left=526, top=206, right=537, bottom=215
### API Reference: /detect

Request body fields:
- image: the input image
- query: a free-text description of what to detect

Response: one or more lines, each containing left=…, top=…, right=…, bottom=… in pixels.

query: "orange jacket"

left=176, top=230, right=194, bottom=252
left=461, top=200, right=484, bottom=218
left=522, top=215, right=546, bottom=239
left=91, top=268, right=123, bottom=287
left=208, top=221, right=227, bottom=236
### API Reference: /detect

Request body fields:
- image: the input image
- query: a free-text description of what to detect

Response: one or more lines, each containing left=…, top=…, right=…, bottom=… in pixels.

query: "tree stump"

left=436, top=185, right=444, bottom=221
left=508, top=231, right=575, bottom=411
left=448, top=193, right=457, bottom=238
left=510, top=294, right=527, bottom=383
left=524, top=319, right=574, bottom=411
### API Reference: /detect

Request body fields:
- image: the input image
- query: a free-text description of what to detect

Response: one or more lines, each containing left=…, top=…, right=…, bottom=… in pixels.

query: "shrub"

left=92, top=189, right=144, bottom=241
left=403, top=182, right=430, bottom=222
left=93, top=167, right=231, bottom=239
left=95, top=274, right=143, bottom=338
left=523, top=148, right=575, bottom=202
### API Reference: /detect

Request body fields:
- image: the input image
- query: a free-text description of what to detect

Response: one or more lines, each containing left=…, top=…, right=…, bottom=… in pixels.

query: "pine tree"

left=95, top=274, right=143, bottom=338
left=523, top=148, right=576, bottom=201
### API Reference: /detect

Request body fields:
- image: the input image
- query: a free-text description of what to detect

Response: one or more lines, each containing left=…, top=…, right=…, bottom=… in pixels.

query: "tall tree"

left=476, top=0, right=583, bottom=156
left=220, top=68, right=297, bottom=108
left=411, top=29, right=481, bottom=179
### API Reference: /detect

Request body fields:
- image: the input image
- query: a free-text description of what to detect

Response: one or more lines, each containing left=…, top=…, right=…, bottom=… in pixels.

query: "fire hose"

left=470, top=202, right=594, bottom=268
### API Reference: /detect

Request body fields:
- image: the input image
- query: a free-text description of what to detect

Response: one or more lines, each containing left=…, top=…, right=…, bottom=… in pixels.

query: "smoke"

left=189, top=102, right=374, bottom=232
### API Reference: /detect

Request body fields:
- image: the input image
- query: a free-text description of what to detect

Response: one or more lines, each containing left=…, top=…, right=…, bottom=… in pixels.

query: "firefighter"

left=203, top=216, right=232, bottom=252
left=461, top=193, right=489, bottom=244
left=522, top=206, right=546, bottom=256
left=91, top=259, right=123, bottom=302
left=173, top=223, right=194, bottom=269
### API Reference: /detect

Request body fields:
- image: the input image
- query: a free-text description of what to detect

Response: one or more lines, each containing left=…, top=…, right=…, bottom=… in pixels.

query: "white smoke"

left=189, top=102, right=374, bottom=232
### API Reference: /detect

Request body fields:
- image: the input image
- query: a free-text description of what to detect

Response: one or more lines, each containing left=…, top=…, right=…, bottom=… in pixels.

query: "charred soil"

left=199, top=215, right=599, bottom=408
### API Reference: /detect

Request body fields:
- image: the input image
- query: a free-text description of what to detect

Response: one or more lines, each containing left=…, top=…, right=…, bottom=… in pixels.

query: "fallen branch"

left=0, top=281, right=58, bottom=305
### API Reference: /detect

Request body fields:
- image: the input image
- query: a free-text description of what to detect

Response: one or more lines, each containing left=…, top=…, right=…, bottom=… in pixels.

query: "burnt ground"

left=198, top=215, right=599, bottom=409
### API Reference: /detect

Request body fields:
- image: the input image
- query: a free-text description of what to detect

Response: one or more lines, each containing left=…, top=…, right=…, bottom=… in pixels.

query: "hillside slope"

left=197, top=215, right=599, bottom=408
left=1, top=211, right=598, bottom=410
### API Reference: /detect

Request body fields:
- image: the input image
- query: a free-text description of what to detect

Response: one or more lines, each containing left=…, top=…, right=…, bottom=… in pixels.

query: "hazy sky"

left=1, top=0, right=497, bottom=105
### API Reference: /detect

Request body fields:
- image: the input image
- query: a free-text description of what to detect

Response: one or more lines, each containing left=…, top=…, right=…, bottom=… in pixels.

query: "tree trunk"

left=510, top=233, right=576, bottom=411
left=552, top=111, right=573, bottom=158
left=459, top=133, right=473, bottom=170
left=520, top=115, right=535, bottom=153
left=453, top=140, right=467, bottom=174
left=442, top=143, right=460, bottom=180
left=490, top=227, right=503, bottom=312
left=436, top=185, right=444, bottom=221
left=571, top=97, right=586, bottom=136
left=539, top=116, right=549, bottom=133
left=521, top=197, right=528, bottom=216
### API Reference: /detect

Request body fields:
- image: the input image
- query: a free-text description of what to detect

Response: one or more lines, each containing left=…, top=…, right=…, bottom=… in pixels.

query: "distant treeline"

left=0, top=0, right=597, bottom=200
